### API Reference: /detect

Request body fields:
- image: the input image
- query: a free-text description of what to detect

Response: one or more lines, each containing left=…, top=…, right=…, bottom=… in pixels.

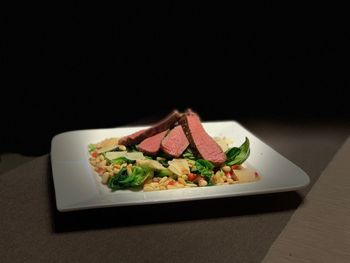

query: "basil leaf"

left=225, top=137, right=250, bottom=166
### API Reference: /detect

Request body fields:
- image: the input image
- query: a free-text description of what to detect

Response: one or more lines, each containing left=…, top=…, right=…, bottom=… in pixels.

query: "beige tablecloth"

left=263, top=137, right=350, bottom=262
left=0, top=123, right=348, bottom=263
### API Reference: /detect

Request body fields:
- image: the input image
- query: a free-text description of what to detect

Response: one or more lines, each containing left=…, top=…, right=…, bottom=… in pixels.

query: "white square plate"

left=51, top=121, right=310, bottom=212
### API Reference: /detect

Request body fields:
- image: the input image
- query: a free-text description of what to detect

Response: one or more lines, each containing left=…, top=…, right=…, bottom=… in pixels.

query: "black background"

left=1, top=3, right=349, bottom=154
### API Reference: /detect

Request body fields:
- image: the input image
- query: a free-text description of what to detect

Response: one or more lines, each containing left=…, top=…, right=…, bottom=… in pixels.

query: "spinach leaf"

left=190, top=166, right=199, bottom=173
left=155, top=169, right=172, bottom=177
left=195, top=159, right=214, bottom=181
left=132, top=167, right=153, bottom=185
left=225, top=137, right=250, bottom=166
left=183, top=148, right=196, bottom=160
left=157, top=158, right=169, bottom=167
left=88, top=144, right=97, bottom=152
left=108, top=166, right=153, bottom=191
left=110, top=157, right=135, bottom=165
left=196, top=159, right=215, bottom=170
left=108, top=167, right=128, bottom=190
left=126, top=145, right=139, bottom=152
left=157, top=151, right=170, bottom=159
left=225, top=147, right=241, bottom=161
left=119, top=166, right=152, bottom=187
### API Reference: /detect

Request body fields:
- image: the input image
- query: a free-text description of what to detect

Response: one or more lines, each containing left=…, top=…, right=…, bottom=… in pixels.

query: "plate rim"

left=51, top=120, right=310, bottom=212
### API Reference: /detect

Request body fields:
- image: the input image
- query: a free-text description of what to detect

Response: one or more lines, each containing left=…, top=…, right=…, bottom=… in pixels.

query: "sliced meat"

left=118, top=129, right=146, bottom=146
left=138, top=130, right=168, bottom=156
left=161, top=125, right=189, bottom=158
left=119, top=110, right=181, bottom=146
left=180, top=110, right=227, bottom=166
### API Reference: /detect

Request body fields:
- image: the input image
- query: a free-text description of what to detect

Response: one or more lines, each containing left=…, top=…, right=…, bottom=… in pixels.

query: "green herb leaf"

left=88, top=144, right=97, bottom=152
left=225, top=137, right=250, bottom=166
left=108, top=167, right=128, bottom=190
left=195, top=159, right=214, bottom=181
left=225, top=147, right=241, bottom=161
left=157, top=151, right=170, bottom=159
left=110, top=157, right=135, bottom=165
left=155, top=169, right=172, bottom=177
left=108, top=166, right=153, bottom=191
left=157, top=158, right=169, bottom=167
left=126, top=145, right=139, bottom=152
left=132, top=167, right=153, bottom=185
left=196, top=159, right=215, bottom=170
left=183, top=148, right=196, bottom=160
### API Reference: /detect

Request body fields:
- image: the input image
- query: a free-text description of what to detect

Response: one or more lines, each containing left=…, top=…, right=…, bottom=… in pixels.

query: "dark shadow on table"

left=47, top=159, right=303, bottom=233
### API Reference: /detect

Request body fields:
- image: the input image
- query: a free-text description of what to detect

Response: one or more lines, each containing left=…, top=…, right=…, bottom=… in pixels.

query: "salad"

left=88, top=110, right=259, bottom=192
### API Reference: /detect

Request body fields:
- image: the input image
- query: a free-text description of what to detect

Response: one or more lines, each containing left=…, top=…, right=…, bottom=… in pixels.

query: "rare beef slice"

left=180, top=110, right=226, bottom=166
left=119, top=110, right=181, bottom=146
left=138, top=130, right=168, bottom=155
left=161, top=125, right=189, bottom=158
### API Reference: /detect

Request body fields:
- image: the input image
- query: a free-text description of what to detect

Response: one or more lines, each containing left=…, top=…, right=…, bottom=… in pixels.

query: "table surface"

left=0, top=120, right=349, bottom=263
left=263, top=137, right=350, bottom=262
